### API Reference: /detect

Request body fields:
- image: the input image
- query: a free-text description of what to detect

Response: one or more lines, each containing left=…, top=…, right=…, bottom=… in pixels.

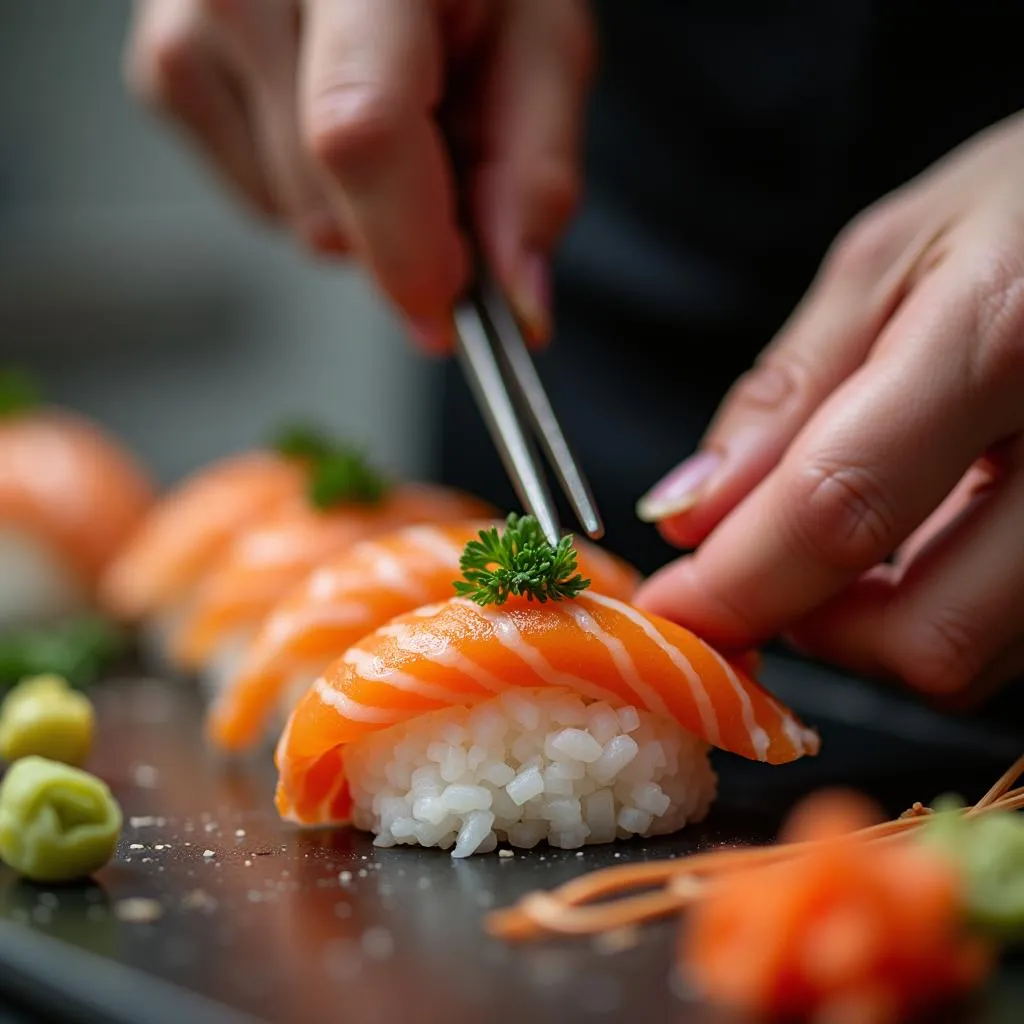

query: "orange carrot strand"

left=485, top=753, right=1024, bottom=943
left=974, top=754, right=1024, bottom=809
left=487, top=888, right=691, bottom=940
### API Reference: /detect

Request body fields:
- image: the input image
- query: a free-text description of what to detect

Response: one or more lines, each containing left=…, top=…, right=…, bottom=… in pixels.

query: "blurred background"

left=0, top=1, right=436, bottom=486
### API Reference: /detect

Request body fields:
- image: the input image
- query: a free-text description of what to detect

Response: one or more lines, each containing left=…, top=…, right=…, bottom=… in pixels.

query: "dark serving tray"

left=0, top=656, right=1022, bottom=1024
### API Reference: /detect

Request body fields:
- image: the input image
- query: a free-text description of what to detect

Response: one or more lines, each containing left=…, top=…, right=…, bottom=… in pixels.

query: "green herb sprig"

left=454, top=513, right=591, bottom=606
left=271, top=423, right=387, bottom=509
left=919, top=796, right=1024, bottom=941
left=0, top=370, right=40, bottom=417
left=0, top=614, right=127, bottom=691
left=272, top=424, right=335, bottom=462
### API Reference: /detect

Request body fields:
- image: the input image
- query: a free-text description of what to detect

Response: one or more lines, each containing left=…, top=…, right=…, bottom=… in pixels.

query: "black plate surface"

left=0, top=656, right=1022, bottom=1024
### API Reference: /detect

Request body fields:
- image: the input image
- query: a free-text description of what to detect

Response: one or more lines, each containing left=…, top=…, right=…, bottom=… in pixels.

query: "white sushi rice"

left=0, top=527, right=85, bottom=626
left=140, top=602, right=192, bottom=674
left=200, top=630, right=255, bottom=701
left=346, top=688, right=718, bottom=858
left=142, top=609, right=255, bottom=700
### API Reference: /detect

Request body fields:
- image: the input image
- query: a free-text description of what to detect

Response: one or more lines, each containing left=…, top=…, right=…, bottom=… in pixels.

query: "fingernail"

left=511, top=251, right=550, bottom=344
left=407, top=318, right=454, bottom=356
left=636, top=450, right=723, bottom=522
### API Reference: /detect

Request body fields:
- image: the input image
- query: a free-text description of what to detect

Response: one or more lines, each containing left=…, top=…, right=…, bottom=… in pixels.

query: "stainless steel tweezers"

left=453, top=268, right=603, bottom=548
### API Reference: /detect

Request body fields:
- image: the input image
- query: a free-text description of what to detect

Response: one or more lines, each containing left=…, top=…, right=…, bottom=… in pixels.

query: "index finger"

left=300, top=0, right=468, bottom=330
left=634, top=255, right=1021, bottom=646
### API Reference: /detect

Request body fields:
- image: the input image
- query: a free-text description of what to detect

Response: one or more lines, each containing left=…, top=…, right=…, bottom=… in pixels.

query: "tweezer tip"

left=575, top=509, right=604, bottom=541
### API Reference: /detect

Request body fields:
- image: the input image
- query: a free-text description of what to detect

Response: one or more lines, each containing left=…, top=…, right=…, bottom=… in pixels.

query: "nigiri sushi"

left=274, top=516, right=819, bottom=857
left=0, top=374, right=154, bottom=625
left=99, top=448, right=307, bottom=660
left=206, top=519, right=642, bottom=753
left=172, top=476, right=494, bottom=696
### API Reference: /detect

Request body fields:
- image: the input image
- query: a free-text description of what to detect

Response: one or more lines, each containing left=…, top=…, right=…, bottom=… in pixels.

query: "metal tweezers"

left=453, top=268, right=603, bottom=548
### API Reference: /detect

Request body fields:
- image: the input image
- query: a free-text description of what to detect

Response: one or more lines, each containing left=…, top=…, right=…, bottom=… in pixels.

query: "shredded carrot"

left=973, top=754, right=1024, bottom=809
left=682, top=793, right=991, bottom=1022
left=485, top=753, right=1024, bottom=942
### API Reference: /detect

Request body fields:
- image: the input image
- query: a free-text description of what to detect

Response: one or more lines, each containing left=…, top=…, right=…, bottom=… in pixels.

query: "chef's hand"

left=635, top=112, right=1024, bottom=707
left=124, top=0, right=593, bottom=351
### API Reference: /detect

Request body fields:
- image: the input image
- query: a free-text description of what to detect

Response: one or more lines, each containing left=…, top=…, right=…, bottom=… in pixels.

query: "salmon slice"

left=275, top=594, right=820, bottom=827
left=206, top=520, right=643, bottom=752
left=0, top=409, right=154, bottom=589
left=99, top=451, right=306, bottom=622
left=173, top=485, right=495, bottom=672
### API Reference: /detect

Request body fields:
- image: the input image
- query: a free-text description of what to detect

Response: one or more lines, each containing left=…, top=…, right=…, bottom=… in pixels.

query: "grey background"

left=0, top=1, right=435, bottom=486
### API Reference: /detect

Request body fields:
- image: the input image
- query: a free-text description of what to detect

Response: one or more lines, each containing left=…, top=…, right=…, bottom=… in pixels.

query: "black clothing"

left=438, top=2, right=1024, bottom=574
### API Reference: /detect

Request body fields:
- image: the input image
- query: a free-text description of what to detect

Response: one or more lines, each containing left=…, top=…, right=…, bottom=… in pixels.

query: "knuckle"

left=304, top=85, right=402, bottom=176
left=126, top=32, right=199, bottom=109
left=893, top=606, right=987, bottom=695
left=824, top=200, right=905, bottom=283
left=783, top=459, right=899, bottom=571
left=724, top=354, right=805, bottom=414
left=199, top=0, right=248, bottom=31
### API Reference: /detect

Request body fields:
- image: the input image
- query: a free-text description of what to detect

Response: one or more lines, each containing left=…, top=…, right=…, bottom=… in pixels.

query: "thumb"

left=472, top=0, right=594, bottom=345
left=636, top=202, right=922, bottom=548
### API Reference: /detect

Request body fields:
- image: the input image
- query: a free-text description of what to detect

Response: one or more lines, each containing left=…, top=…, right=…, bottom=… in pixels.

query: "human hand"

left=634, top=112, right=1024, bottom=707
left=124, top=0, right=593, bottom=351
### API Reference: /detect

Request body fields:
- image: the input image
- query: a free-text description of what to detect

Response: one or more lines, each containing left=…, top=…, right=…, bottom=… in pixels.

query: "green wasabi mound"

left=0, top=675, right=94, bottom=766
left=0, top=756, right=121, bottom=883
left=919, top=797, right=1024, bottom=941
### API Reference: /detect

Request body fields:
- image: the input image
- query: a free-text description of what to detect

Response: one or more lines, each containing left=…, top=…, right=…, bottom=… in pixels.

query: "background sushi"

left=0, top=375, right=154, bottom=626
left=99, top=448, right=307, bottom=666
left=206, top=519, right=643, bottom=753
left=274, top=517, right=819, bottom=857
left=171, top=481, right=494, bottom=699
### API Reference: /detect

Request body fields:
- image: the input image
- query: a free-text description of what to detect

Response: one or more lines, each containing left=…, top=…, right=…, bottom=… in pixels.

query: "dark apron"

left=436, top=1, right=1024, bottom=575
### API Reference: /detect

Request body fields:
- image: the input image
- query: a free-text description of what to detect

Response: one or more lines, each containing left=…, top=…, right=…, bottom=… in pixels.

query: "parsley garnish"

left=453, top=513, right=591, bottom=606
left=308, top=450, right=387, bottom=507
left=271, top=424, right=335, bottom=461
left=0, top=370, right=40, bottom=417
left=271, top=423, right=387, bottom=509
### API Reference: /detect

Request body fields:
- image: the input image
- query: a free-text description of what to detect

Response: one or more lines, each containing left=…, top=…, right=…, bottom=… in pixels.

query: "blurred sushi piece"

left=99, top=447, right=308, bottom=664
left=0, top=372, right=154, bottom=627
left=172, top=478, right=494, bottom=700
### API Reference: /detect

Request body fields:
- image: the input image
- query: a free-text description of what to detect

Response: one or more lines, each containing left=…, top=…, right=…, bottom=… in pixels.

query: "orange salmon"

left=99, top=450, right=305, bottom=624
left=275, top=593, right=819, bottom=828
left=0, top=408, right=154, bottom=594
left=206, top=520, right=642, bottom=752
left=172, top=485, right=495, bottom=676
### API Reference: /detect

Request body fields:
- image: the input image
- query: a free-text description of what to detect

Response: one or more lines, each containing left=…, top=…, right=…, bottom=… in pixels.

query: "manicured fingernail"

left=511, top=251, right=550, bottom=343
left=636, top=450, right=723, bottom=522
left=407, top=318, right=454, bottom=356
